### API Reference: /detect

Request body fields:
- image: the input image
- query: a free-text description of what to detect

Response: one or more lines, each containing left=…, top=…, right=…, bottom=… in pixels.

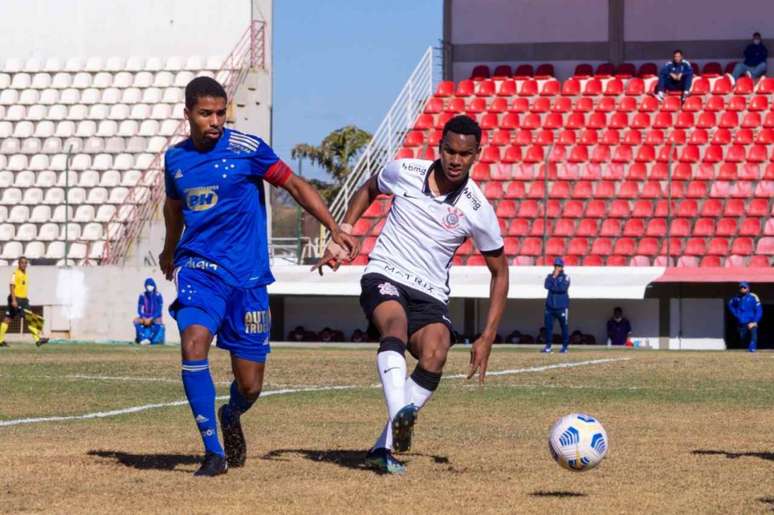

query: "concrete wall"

left=0, top=0, right=259, bottom=60
left=668, top=298, right=726, bottom=350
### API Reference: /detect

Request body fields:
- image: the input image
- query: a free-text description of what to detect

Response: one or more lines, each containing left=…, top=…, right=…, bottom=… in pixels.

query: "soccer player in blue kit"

left=160, top=77, right=358, bottom=476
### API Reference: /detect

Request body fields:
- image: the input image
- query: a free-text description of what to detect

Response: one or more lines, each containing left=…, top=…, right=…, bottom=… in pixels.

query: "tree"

left=291, top=125, right=372, bottom=201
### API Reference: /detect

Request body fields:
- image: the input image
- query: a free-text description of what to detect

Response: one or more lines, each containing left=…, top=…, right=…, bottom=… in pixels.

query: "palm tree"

left=291, top=125, right=372, bottom=200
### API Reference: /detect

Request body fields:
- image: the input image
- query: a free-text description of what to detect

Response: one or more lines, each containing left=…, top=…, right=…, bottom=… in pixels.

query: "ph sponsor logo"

left=185, top=186, right=219, bottom=211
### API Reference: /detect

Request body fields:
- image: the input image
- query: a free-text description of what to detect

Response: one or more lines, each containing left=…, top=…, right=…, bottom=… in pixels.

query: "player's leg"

left=0, top=312, right=11, bottom=346
left=749, top=326, right=758, bottom=353
left=215, top=285, right=271, bottom=468
left=170, top=267, right=230, bottom=476
left=559, top=308, right=570, bottom=352
left=543, top=309, right=554, bottom=352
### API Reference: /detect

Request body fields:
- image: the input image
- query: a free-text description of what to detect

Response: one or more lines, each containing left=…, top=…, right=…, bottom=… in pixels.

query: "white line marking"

left=0, top=358, right=629, bottom=428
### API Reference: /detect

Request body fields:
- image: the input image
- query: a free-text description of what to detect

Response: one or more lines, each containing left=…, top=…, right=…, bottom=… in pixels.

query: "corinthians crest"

left=441, top=206, right=464, bottom=230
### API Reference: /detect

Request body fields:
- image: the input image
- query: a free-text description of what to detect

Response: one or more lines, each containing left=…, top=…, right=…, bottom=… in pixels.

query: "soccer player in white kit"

left=318, top=115, right=509, bottom=473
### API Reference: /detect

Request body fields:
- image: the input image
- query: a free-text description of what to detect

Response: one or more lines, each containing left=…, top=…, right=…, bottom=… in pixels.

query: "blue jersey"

left=164, top=128, right=292, bottom=289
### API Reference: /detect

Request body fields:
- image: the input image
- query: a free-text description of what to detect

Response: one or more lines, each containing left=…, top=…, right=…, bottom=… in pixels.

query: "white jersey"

left=364, top=158, right=503, bottom=303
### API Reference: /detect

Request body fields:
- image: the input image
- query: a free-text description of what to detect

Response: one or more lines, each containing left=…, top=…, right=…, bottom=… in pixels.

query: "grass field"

left=1, top=343, right=773, bottom=514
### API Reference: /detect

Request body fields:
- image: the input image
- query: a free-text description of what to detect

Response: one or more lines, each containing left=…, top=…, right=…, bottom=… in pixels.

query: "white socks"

left=376, top=349, right=407, bottom=420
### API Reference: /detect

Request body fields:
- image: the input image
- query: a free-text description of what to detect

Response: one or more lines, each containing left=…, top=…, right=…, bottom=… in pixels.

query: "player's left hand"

left=467, top=333, right=494, bottom=385
left=331, top=230, right=360, bottom=260
left=311, top=242, right=347, bottom=276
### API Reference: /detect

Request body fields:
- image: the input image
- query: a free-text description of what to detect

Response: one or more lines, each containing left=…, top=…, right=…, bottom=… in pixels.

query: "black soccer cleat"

left=193, top=451, right=228, bottom=477
left=36, top=338, right=49, bottom=347
left=218, top=405, right=246, bottom=468
left=0, top=341, right=7, bottom=348
left=391, top=404, right=418, bottom=453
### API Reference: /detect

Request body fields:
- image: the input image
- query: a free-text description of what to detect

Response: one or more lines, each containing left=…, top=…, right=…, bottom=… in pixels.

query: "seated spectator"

left=288, top=325, right=306, bottom=342
left=351, top=329, right=367, bottom=343
left=506, top=329, right=522, bottom=344
left=519, top=334, right=535, bottom=344
left=319, top=327, right=335, bottom=343
left=132, top=278, right=164, bottom=345
left=655, top=50, right=693, bottom=101
left=583, top=333, right=597, bottom=345
left=570, top=330, right=584, bottom=346
left=606, top=307, right=632, bottom=346
left=732, top=32, right=768, bottom=80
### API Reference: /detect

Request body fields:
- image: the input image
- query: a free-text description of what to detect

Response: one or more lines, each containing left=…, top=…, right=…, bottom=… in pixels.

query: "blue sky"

left=272, top=0, right=441, bottom=181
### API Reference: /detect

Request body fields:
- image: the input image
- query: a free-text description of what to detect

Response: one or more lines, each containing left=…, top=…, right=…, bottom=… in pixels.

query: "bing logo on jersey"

left=185, top=186, right=219, bottom=211
left=244, top=310, right=270, bottom=335
left=442, top=206, right=464, bottom=230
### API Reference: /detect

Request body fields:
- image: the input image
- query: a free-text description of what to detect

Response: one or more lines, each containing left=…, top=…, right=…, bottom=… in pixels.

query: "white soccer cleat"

left=140, top=339, right=151, bottom=346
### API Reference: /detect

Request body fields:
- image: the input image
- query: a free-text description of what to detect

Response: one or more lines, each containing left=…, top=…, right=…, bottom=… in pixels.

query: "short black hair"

left=673, top=49, right=683, bottom=55
left=442, top=115, right=482, bottom=144
left=754, top=32, right=762, bottom=38
left=614, top=306, right=622, bottom=313
left=185, top=76, right=227, bottom=109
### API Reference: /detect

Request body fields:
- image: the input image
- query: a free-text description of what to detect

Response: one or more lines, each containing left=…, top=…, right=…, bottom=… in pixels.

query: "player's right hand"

left=331, top=229, right=360, bottom=260
left=311, top=240, right=349, bottom=276
left=10, top=299, right=17, bottom=309
left=159, top=250, right=174, bottom=281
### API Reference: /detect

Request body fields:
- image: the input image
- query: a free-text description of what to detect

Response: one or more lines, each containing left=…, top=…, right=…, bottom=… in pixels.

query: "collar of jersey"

left=422, top=160, right=468, bottom=205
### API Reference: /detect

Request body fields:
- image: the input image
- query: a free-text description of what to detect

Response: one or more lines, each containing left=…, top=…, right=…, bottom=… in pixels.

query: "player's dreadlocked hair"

left=442, top=115, right=482, bottom=144
left=185, top=76, right=227, bottom=109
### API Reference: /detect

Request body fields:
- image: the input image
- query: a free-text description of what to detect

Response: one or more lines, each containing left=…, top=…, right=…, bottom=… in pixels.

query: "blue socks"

left=221, top=380, right=257, bottom=426
left=181, top=359, right=224, bottom=456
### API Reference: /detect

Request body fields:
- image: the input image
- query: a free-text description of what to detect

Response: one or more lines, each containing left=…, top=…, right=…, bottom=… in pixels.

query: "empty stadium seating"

left=358, top=72, right=774, bottom=267
left=0, top=56, right=223, bottom=264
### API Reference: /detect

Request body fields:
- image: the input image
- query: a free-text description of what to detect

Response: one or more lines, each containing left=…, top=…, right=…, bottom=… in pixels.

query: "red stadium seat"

left=531, top=97, right=551, bottom=113
left=627, top=162, right=647, bottom=180
left=501, top=113, right=519, bottom=129
left=764, top=112, right=774, bottom=128
left=653, top=111, right=673, bottom=129
left=521, top=112, right=541, bottom=129
left=661, top=95, right=682, bottom=112
left=549, top=181, right=570, bottom=198
left=513, top=64, right=534, bottom=78
left=733, top=238, right=754, bottom=255
left=553, top=218, right=576, bottom=236
left=719, top=111, right=739, bottom=128
left=562, top=78, right=581, bottom=96
left=455, top=80, right=474, bottom=96
left=757, top=77, right=774, bottom=94
left=501, top=145, right=522, bottom=164
left=395, top=148, right=414, bottom=159
left=471, top=163, right=490, bottom=181
left=535, top=64, right=555, bottom=77
left=676, top=256, right=700, bottom=267
left=470, top=65, right=490, bottom=80
left=749, top=95, right=769, bottom=111
left=733, top=76, right=754, bottom=95
left=564, top=112, right=585, bottom=130
left=702, top=145, right=723, bottom=163
left=618, top=97, right=638, bottom=114
left=424, top=98, right=444, bottom=114
left=435, top=112, right=454, bottom=129
left=546, top=238, right=566, bottom=256
left=599, top=219, right=621, bottom=236
left=495, top=200, right=517, bottom=218
left=641, top=181, right=663, bottom=198
left=526, top=181, right=545, bottom=199
left=635, top=238, right=659, bottom=257
left=562, top=200, right=584, bottom=218
left=685, top=181, right=707, bottom=199
left=520, top=238, right=543, bottom=256
left=625, top=78, right=644, bottom=96
left=522, top=145, right=544, bottom=163
left=755, top=181, right=774, bottom=197
left=608, top=113, right=628, bottom=130
left=749, top=255, right=770, bottom=267
left=520, top=79, right=539, bottom=97
left=734, top=128, right=754, bottom=145
left=740, top=163, right=761, bottom=180
left=716, top=218, right=737, bottom=237
left=730, top=181, right=753, bottom=198
left=543, top=113, right=563, bottom=130
left=644, top=129, right=664, bottom=145
left=551, top=97, right=573, bottom=114
left=576, top=219, right=598, bottom=236
left=574, top=63, right=593, bottom=77
left=475, top=80, right=496, bottom=97
left=468, top=97, right=487, bottom=113
left=571, top=180, right=592, bottom=198
left=507, top=219, right=529, bottom=236
left=567, top=238, right=589, bottom=256
left=683, top=238, right=706, bottom=256
left=756, top=238, right=774, bottom=255
left=649, top=162, right=668, bottom=179
left=574, top=97, right=595, bottom=113
left=727, top=95, right=746, bottom=111
left=590, top=144, right=611, bottom=163
left=670, top=218, right=692, bottom=237
left=613, top=238, right=636, bottom=256
left=596, top=63, right=615, bottom=76
left=583, top=79, right=602, bottom=96
left=638, top=62, right=658, bottom=77
left=493, top=65, right=513, bottom=78
left=483, top=182, right=503, bottom=200
left=503, top=237, right=519, bottom=255
left=741, top=111, right=762, bottom=130
left=638, top=95, right=659, bottom=112
left=480, top=146, right=501, bottom=164
left=724, top=144, right=745, bottom=163
left=660, top=238, right=683, bottom=257
left=615, top=63, right=636, bottom=77
left=505, top=181, right=526, bottom=198
left=585, top=200, right=607, bottom=218
left=669, top=128, right=687, bottom=145
left=540, top=79, right=561, bottom=96
left=590, top=238, right=613, bottom=255
left=676, top=199, right=699, bottom=218
left=711, top=76, right=732, bottom=94
left=596, top=96, right=616, bottom=112
left=675, top=111, right=694, bottom=129
left=700, top=256, right=722, bottom=267
left=609, top=199, right=631, bottom=217
left=697, top=112, right=717, bottom=129
left=498, top=80, right=517, bottom=97
left=513, top=164, right=536, bottom=180
left=604, top=79, right=623, bottom=96
left=710, top=181, right=731, bottom=197
left=724, top=199, right=745, bottom=217
left=690, top=77, right=709, bottom=95
left=682, top=96, right=703, bottom=112
left=687, top=128, right=708, bottom=145
left=435, top=81, right=455, bottom=97
left=716, top=162, right=737, bottom=180
left=755, top=128, right=774, bottom=144
left=623, top=218, right=645, bottom=237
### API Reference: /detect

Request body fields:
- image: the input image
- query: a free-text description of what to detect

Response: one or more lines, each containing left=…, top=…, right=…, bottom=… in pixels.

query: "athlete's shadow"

left=530, top=491, right=587, bottom=498
left=261, top=448, right=450, bottom=474
left=692, top=449, right=774, bottom=461
left=88, top=449, right=200, bottom=472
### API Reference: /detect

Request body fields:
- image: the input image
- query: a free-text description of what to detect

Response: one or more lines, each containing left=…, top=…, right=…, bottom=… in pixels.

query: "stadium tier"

left=351, top=73, right=774, bottom=267
left=0, top=56, right=224, bottom=265
left=466, top=61, right=740, bottom=80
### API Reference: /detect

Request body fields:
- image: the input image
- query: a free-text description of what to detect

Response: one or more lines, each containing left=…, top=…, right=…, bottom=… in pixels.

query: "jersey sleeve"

left=250, top=140, right=293, bottom=187
left=163, top=151, right=180, bottom=200
left=376, top=160, right=401, bottom=195
left=471, top=203, right=504, bottom=254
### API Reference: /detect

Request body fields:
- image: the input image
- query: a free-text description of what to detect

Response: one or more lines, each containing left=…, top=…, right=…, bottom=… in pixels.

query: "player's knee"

left=379, top=318, right=408, bottom=341
left=181, top=328, right=211, bottom=359
left=239, top=382, right=262, bottom=401
left=419, top=341, right=449, bottom=372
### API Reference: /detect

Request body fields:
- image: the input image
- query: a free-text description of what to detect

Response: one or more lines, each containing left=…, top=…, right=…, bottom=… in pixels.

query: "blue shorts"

left=169, top=266, right=271, bottom=363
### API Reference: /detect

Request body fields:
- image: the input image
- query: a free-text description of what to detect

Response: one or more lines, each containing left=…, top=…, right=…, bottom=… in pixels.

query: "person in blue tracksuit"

left=732, top=32, right=768, bottom=80
left=133, top=277, right=165, bottom=345
left=655, top=50, right=693, bottom=101
left=727, top=281, right=763, bottom=352
left=542, top=257, right=570, bottom=353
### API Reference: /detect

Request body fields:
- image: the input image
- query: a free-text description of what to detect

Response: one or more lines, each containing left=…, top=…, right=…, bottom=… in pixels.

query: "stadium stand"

left=354, top=72, right=774, bottom=267
left=0, top=56, right=226, bottom=265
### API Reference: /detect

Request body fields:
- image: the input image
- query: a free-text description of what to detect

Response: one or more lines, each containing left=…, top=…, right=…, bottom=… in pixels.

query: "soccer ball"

left=548, top=413, right=608, bottom=472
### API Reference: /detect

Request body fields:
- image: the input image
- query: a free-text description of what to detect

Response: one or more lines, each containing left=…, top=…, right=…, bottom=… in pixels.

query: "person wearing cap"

left=727, top=281, right=763, bottom=352
left=542, top=257, right=571, bottom=353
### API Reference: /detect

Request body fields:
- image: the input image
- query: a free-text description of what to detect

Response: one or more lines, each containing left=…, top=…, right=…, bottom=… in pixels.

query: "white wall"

left=625, top=0, right=774, bottom=41
left=450, top=0, right=608, bottom=44
left=0, top=0, right=258, bottom=60
left=669, top=298, right=726, bottom=350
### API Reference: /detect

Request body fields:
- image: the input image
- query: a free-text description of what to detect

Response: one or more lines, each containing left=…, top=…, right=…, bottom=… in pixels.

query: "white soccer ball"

left=548, top=413, right=608, bottom=472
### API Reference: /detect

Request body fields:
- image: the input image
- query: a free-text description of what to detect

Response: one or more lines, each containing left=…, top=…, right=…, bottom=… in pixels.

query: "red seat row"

left=469, top=61, right=743, bottom=81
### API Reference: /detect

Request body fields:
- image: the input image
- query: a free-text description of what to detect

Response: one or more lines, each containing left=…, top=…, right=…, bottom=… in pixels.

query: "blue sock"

left=221, top=380, right=257, bottom=426
left=181, top=359, right=224, bottom=456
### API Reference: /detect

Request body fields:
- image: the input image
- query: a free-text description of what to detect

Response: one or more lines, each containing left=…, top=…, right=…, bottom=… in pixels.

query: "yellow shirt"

left=10, top=269, right=28, bottom=298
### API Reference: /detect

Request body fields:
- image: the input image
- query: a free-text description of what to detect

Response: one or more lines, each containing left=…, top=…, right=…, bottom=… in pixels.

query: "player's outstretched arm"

left=312, top=175, right=380, bottom=275
left=159, top=197, right=183, bottom=281
left=467, top=248, right=509, bottom=384
left=282, top=175, right=359, bottom=259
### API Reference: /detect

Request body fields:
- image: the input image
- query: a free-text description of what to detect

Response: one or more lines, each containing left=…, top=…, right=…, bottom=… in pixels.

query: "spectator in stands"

left=133, top=277, right=164, bottom=345
left=570, top=330, right=584, bottom=346
left=606, top=307, right=632, bottom=346
left=351, top=329, right=367, bottom=343
left=506, top=329, right=521, bottom=344
left=287, top=325, right=307, bottom=342
left=731, top=32, right=768, bottom=81
left=655, top=50, right=693, bottom=102
left=727, top=282, right=763, bottom=352
left=542, top=257, right=571, bottom=353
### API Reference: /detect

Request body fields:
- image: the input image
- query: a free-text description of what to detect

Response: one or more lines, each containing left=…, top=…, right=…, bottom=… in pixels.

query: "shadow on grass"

left=692, top=449, right=774, bottom=461
left=88, top=450, right=198, bottom=472
left=530, top=491, right=587, bottom=498
left=759, top=496, right=774, bottom=509
left=261, top=448, right=451, bottom=474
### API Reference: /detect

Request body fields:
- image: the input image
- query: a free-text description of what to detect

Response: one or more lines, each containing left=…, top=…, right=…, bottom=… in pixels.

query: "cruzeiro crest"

left=442, top=206, right=464, bottom=230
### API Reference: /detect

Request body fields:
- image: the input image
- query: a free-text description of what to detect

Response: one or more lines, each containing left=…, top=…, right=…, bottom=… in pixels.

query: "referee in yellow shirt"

left=0, top=257, right=47, bottom=347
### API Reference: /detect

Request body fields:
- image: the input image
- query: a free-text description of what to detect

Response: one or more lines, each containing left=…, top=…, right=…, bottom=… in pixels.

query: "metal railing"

left=101, top=20, right=266, bottom=264
left=322, top=47, right=437, bottom=248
